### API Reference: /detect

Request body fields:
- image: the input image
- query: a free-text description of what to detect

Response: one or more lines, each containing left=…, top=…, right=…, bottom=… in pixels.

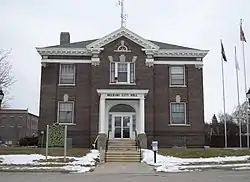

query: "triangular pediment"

left=86, top=27, right=160, bottom=50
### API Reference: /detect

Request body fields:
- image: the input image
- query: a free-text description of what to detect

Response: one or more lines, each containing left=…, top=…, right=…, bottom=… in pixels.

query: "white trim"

left=109, top=83, right=136, bottom=85
left=37, top=47, right=208, bottom=58
left=41, top=59, right=91, bottom=64
left=169, top=85, right=187, bottom=88
left=58, top=84, right=76, bottom=87
left=169, top=65, right=186, bottom=87
left=86, top=27, right=160, bottom=50
left=168, top=124, right=190, bottom=127
left=97, top=89, right=149, bottom=95
left=59, top=64, right=76, bottom=85
left=57, top=101, right=75, bottom=124
left=170, top=102, right=187, bottom=125
left=36, top=47, right=90, bottom=56
left=58, top=123, right=76, bottom=126
left=154, top=61, right=203, bottom=65
left=106, top=100, right=139, bottom=138
left=154, top=49, right=208, bottom=58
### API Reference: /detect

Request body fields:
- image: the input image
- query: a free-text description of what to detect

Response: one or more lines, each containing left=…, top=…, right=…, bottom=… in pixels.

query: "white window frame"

left=169, top=65, right=186, bottom=87
left=110, top=62, right=135, bottom=85
left=169, top=102, right=188, bottom=126
left=59, top=64, right=76, bottom=86
left=57, top=101, right=75, bottom=125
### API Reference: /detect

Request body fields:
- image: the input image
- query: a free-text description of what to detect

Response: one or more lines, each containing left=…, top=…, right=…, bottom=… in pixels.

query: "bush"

left=19, top=136, right=38, bottom=146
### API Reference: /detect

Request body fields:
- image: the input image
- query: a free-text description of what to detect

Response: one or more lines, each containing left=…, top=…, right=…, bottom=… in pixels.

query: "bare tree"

left=232, top=101, right=248, bottom=133
left=0, top=49, right=15, bottom=107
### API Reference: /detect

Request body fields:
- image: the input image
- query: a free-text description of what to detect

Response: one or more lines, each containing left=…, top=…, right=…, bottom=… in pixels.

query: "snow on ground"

left=0, top=150, right=99, bottom=173
left=233, top=166, right=250, bottom=170
left=142, top=149, right=250, bottom=173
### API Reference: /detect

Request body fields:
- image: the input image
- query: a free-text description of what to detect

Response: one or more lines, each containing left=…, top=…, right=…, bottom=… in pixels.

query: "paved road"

left=0, top=170, right=250, bottom=182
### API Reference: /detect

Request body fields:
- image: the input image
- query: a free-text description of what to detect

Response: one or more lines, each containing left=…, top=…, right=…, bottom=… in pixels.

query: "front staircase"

left=105, top=139, right=141, bottom=162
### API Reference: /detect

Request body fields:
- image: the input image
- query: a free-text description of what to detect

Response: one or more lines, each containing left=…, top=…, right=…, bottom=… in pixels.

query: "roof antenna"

left=117, top=0, right=128, bottom=27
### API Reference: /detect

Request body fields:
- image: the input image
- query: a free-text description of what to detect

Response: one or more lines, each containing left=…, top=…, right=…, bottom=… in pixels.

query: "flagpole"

left=242, top=40, right=250, bottom=149
left=221, top=41, right=227, bottom=148
left=240, top=18, right=249, bottom=148
left=235, top=46, right=242, bottom=148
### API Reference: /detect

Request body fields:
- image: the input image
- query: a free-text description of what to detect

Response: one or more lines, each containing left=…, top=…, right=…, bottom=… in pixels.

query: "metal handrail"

left=104, top=131, right=110, bottom=162
left=92, top=134, right=99, bottom=149
left=134, top=130, right=142, bottom=161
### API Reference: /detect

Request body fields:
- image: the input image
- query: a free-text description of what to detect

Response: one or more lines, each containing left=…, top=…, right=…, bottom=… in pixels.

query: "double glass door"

left=113, top=115, right=131, bottom=139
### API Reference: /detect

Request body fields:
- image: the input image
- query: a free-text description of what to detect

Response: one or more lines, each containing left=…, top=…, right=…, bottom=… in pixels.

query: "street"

left=0, top=170, right=249, bottom=182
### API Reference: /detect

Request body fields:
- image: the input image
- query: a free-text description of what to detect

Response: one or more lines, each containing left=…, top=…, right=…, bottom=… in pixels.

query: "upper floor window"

left=59, top=64, right=75, bottom=85
left=170, top=102, right=186, bottom=125
left=110, top=62, right=135, bottom=84
left=170, top=66, right=185, bottom=86
left=57, top=102, right=74, bottom=124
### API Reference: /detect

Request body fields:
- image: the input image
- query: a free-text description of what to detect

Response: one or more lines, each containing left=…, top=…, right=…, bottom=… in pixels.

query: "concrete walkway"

left=90, top=162, right=155, bottom=174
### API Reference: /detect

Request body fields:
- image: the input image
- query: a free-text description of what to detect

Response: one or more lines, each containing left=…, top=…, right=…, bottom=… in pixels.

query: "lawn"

left=0, top=147, right=89, bottom=157
left=158, top=148, right=250, bottom=158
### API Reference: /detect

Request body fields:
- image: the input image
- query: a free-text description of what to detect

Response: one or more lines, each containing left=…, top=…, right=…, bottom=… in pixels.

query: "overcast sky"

left=0, top=0, right=250, bottom=122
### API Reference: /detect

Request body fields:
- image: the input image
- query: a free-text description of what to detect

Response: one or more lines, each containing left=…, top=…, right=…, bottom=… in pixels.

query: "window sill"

left=58, top=84, right=76, bottom=87
left=57, top=123, right=76, bottom=126
left=168, top=124, right=190, bottom=127
left=109, top=82, right=136, bottom=85
left=169, top=85, right=187, bottom=88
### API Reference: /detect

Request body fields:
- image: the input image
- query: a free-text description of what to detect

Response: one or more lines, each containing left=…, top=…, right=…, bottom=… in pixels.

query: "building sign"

left=106, top=93, right=138, bottom=97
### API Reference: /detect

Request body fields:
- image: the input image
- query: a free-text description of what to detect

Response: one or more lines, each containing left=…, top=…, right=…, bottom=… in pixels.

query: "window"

left=59, top=64, right=75, bottom=85
left=170, top=103, right=186, bottom=124
left=170, top=66, right=185, bottom=86
left=110, top=62, right=135, bottom=84
left=58, top=102, right=74, bottom=124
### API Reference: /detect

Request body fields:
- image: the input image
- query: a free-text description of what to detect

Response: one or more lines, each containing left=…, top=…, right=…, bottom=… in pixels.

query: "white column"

left=139, top=97, right=145, bottom=133
left=99, top=96, right=106, bottom=133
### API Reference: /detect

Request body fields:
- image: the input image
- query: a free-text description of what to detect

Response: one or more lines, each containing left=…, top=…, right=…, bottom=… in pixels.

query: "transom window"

left=59, top=64, right=75, bottom=85
left=58, top=102, right=74, bottom=124
left=170, top=66, right=185, bottom=86
left=110, top=62, right=135, bottom=84
left=170, top=103, right=186, bottom=124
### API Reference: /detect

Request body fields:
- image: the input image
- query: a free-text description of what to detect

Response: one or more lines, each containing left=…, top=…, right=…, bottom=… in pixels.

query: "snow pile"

left=0, top=154, right=46, bottom=164
left=142, top=149, right=250, bottom=172
left=233, top=166, right=250, bottom=170
left=0, top=150, right=99, bottom=173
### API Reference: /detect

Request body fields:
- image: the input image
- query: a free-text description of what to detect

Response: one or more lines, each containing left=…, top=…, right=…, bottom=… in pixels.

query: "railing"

left=104, top=130, right=110, bottom=162
left=134, top=130, right=142, bottom=161
left=92, top=134, right=99, bottom=149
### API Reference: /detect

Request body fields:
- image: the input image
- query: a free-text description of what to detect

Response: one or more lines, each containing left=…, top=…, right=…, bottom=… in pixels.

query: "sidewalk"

left=90, top=162, right=155, bottom=174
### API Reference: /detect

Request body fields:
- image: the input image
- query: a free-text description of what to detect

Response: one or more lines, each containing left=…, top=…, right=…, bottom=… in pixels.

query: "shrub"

left=19, top=136, right=38, bottom=146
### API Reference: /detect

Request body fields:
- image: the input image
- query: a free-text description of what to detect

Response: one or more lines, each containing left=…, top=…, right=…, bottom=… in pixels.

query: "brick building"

left=0, top=109, right=38, bottom=145
left=36, top=27, right=208, bottom=148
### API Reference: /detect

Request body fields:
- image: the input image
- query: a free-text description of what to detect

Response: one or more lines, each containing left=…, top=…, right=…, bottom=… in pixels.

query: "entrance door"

left=113, top=115, right=132, bottom=139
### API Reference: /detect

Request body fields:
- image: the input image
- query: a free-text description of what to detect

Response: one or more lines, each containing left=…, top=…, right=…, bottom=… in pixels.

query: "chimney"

left=60, top=32, right=70, bottom=45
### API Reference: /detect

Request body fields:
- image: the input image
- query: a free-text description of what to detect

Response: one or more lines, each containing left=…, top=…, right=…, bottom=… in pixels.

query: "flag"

left=221, top=40, right=227, bottom=62
left=240, top=19, right=247, bottom=42
left=235, top=46, right=240, bottom=70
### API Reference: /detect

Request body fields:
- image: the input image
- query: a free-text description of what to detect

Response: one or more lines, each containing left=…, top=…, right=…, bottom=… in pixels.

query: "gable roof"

left=42, top=38, right=199, bottom=51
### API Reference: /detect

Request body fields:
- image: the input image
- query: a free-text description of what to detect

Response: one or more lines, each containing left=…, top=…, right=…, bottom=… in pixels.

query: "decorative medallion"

left=114, top=40, right=131, bottom=52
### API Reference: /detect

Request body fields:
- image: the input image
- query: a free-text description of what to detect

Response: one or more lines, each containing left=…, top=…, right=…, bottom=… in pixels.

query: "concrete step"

left=108, top=143, right=136, bottom=146
left=106, top=151, right=140, bottom=155
left=108, top=141, right=136, bottom=145
left=106, top=153, right=140, bottom=157
left=105, top=156, right=141, bottom=162
left=108, top=146, right=137, bottom=151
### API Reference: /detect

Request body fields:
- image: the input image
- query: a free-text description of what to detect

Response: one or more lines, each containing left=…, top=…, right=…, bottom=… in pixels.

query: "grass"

left=158, top=148, right=250, bottom=158
left=0, top=147, right=90, bottom=157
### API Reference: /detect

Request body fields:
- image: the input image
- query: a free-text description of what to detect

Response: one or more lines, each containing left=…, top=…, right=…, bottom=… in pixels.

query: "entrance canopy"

left=97, top=89, right=149, bottom=137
